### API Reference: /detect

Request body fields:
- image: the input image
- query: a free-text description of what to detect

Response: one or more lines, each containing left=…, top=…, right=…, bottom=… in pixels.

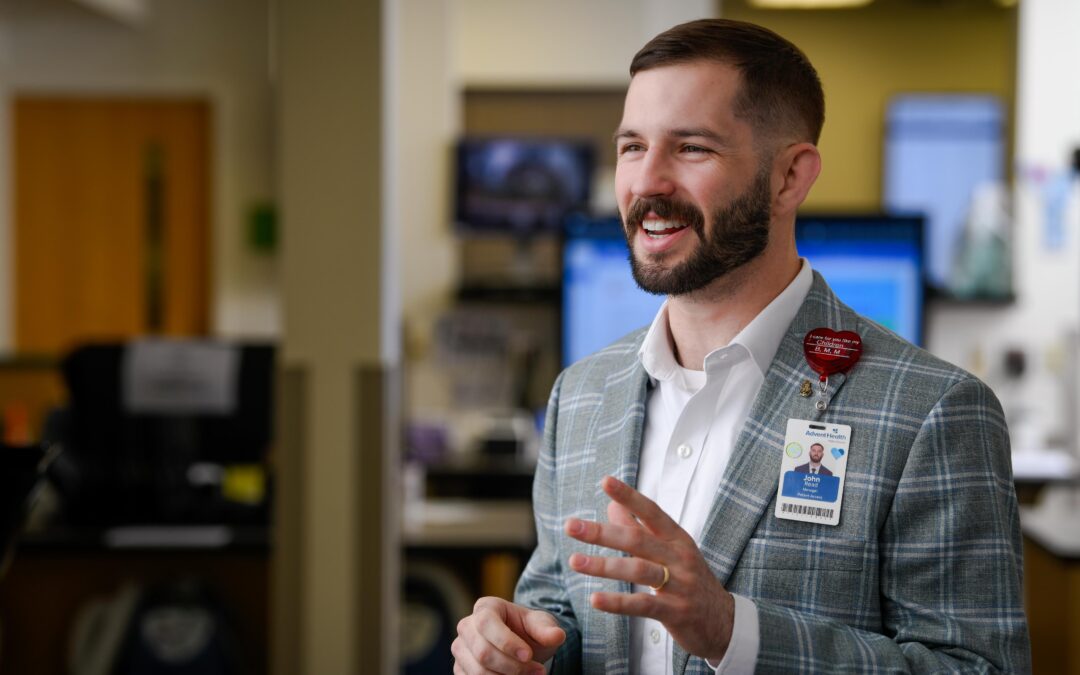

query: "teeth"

left=642, top=219, right=685, bottom=233
left=642, top=219, right=688, bottom=239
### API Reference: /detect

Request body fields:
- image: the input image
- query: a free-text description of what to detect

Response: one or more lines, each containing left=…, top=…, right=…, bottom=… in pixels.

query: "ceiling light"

left=749, top=0, right=874, bottom=8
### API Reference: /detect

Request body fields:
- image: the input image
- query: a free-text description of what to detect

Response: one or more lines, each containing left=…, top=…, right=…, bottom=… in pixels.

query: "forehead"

left=620, top=60, right=747, bottom=135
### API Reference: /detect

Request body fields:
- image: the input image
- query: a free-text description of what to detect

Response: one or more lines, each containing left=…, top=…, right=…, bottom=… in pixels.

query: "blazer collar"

left=592, top=352, right=650, bottom=672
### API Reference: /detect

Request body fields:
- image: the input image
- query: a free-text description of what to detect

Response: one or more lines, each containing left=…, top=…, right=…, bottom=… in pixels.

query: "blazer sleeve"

left=515, top=371, right=583, bottom=673
left=753, top=378, right=1031, bottom=673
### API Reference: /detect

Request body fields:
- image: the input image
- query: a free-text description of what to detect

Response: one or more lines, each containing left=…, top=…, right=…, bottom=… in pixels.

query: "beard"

left=623, top=167, right=772, bottom=297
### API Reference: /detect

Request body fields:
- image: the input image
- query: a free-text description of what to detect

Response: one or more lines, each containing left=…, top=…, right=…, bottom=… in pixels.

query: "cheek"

left=614, top=163, right=636, bottom=200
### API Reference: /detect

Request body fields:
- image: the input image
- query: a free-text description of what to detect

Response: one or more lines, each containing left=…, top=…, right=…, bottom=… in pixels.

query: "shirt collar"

left=639, top=301, right=680, bottom=383
left=638, top=259, right=814, bottom=381
left=731, top=259, right=813, bottom=375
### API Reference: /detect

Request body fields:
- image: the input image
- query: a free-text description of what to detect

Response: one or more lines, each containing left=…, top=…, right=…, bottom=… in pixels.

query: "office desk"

left=404, top=499, right=535, bottom=601
left=0, top=527, right=269, bottom=675
left=1021, top=490, right=1080, bottom=675
left=1013, top=449, right=1079, bottom=504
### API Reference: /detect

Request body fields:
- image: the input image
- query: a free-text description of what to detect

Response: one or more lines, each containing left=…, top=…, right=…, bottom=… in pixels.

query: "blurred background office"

left=0, top=0, right=1078, bottom=673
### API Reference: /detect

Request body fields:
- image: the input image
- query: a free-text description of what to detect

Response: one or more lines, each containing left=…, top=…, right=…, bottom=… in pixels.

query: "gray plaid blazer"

left=515, top=273, right=1030, bottom=674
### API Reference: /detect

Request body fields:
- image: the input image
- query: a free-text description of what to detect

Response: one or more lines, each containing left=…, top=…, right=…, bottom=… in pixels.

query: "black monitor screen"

left=456, top=137, right=594, bottom=234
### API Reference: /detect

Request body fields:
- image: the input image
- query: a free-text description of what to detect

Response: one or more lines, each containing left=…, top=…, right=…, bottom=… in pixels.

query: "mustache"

left=624, top=197, right=706, bottom=239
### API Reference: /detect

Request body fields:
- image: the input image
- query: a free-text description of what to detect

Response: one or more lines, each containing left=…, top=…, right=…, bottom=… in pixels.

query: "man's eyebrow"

left=612, top=127, right=730, bottom=144
left=670, top=127, right=729, bottom=143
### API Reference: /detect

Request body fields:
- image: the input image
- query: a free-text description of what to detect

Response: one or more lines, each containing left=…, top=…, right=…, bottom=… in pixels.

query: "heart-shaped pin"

left=803, top=328, right=862, bottom=377
left=831, top=447, right=845, bottom=460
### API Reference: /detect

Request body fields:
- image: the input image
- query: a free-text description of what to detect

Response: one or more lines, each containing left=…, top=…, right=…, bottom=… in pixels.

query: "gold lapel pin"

left=799, top=380, right=813, bottom=398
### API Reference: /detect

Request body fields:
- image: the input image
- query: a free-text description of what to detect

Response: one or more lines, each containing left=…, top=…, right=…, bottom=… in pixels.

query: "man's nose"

left=631, top=150, right=675, bottom=199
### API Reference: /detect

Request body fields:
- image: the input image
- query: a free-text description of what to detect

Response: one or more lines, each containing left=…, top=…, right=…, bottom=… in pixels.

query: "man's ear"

left=772, top=142, right=821, bottom=217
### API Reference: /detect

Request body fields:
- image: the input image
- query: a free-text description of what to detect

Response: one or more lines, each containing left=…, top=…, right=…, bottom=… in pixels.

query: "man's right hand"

left=452, top=596, right=566, bottom=674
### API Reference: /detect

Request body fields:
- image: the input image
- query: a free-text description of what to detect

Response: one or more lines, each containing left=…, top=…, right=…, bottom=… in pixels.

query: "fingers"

left=600, top=476, right=682, bottom=539
left=451, top=637, right=498, bottom=674
left=590, top=590, right=667, bottom=619
left=568, top=552, right=669, bottom=589
left=565, top=516, right=671, bottom=562
left=607, top=499, right=640, bottom=528
left=456, top=598, right=538, bottom=674
left=522, top=609, right=567, bottom=648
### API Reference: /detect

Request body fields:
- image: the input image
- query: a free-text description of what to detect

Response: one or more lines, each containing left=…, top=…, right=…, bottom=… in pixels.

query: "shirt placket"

left=651, top=365, right=732, bottom=674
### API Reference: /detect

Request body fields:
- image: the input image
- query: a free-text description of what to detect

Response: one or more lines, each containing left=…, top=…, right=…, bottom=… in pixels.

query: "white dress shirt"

left=629, top=260, right=813, bottom=675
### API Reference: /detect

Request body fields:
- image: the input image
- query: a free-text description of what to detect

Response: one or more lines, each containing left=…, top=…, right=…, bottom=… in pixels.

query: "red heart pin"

left=803, top=328, right=862, bottom=378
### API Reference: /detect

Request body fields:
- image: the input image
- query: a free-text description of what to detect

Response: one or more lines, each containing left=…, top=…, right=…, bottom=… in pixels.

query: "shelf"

left=456, top=284, right=560, bottom=304
left=14, top=524, right=271, bottom=553
left=403, top=499, right=535, bottom=549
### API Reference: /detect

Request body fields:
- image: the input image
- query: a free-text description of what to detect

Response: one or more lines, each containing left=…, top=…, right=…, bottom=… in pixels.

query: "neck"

left=667, top=240, right=800, bottom=371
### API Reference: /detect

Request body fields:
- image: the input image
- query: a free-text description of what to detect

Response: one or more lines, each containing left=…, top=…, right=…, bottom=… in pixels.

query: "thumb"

left=523, top=609, right=566, bottom=647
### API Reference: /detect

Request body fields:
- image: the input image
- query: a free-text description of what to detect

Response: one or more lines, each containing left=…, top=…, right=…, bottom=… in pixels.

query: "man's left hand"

left=564, top=475, right=735, bottom=664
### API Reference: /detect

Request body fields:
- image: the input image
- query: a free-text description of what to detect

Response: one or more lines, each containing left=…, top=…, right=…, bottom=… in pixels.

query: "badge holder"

left=774, top=329, right=863, bottom=526
left=801, top=329, right=862, bottom=412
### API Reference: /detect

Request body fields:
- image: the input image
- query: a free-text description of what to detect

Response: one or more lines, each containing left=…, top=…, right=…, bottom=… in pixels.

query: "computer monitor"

left=796, top=215, right=925, bottom=345
left=562, top=215, right=664, bottom=367
left=883, top=94, right=1004, bottom=294
left=561, top=214, right=926, bottom=367
left=455, top=137, right=594, bottom=235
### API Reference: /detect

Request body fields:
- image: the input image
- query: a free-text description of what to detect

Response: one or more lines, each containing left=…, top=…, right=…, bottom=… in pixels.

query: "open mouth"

left=641, top=218, right=689, bottom=239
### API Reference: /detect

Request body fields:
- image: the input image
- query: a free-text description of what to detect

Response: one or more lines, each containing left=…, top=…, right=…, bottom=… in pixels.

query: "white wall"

left=0, top=0, right=277, bottom=350
left=395, top=0, right=459, bottom=347
left=454, top=0, right=715, bottom=87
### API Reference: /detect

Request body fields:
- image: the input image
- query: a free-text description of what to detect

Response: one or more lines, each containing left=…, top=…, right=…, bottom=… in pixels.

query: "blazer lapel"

left=672, top=273, right=859, bottom=674
left=590, top=351, right=650, bottom=674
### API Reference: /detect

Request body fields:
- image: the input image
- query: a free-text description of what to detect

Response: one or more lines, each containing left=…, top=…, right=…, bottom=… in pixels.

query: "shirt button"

left=649, top=628, right=661, bottom=644
left=677, top=444, right=693, bottom=459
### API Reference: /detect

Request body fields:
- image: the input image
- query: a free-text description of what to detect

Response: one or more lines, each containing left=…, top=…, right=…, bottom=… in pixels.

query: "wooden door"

left=13, top=97, right=210, bottom=354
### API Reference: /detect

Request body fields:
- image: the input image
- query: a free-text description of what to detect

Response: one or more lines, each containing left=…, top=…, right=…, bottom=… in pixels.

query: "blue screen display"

left=562, top=234, right=665, bottom=366
left=883, top=95, right=1003, bottom=292
left=561, top=215, right=925, bottom=367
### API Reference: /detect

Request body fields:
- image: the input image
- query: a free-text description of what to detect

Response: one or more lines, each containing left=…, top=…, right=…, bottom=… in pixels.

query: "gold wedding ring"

left=650, top=564, right=670, bottom=592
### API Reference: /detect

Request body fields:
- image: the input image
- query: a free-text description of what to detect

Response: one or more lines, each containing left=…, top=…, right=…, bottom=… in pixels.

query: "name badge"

left=774, top=419, right=851, bottom=527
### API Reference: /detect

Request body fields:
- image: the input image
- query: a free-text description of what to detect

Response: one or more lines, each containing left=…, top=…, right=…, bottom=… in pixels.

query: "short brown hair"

left=630, top=19, right=825, bottom=145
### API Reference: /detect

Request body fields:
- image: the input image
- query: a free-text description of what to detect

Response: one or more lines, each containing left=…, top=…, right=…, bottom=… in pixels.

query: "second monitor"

left=561, top=214, right=925, bottom=367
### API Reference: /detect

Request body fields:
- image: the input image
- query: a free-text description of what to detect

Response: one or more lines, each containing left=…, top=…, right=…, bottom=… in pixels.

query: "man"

left=794, top=443, right=831, bottom=476
left=453, top=18, right=1029, bottom=674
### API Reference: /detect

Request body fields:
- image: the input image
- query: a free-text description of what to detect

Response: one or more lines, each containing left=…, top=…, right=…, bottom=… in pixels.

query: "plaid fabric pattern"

left=515, top=272, right=1030, bottom=674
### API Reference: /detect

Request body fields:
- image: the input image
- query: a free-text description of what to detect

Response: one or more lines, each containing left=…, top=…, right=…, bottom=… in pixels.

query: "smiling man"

left=453, top=18, right=1029, bottom=674
left=794, top=443, right=831, bottom=476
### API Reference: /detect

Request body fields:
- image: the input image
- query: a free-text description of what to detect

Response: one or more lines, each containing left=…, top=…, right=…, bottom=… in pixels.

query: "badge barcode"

left=781, top=503, right=834, bottom=519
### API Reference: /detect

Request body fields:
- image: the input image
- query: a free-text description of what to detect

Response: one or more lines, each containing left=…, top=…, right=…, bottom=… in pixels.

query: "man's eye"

left=682, top=145, right=708, bottom=153
left=618, top=143, right=644, bottom=155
